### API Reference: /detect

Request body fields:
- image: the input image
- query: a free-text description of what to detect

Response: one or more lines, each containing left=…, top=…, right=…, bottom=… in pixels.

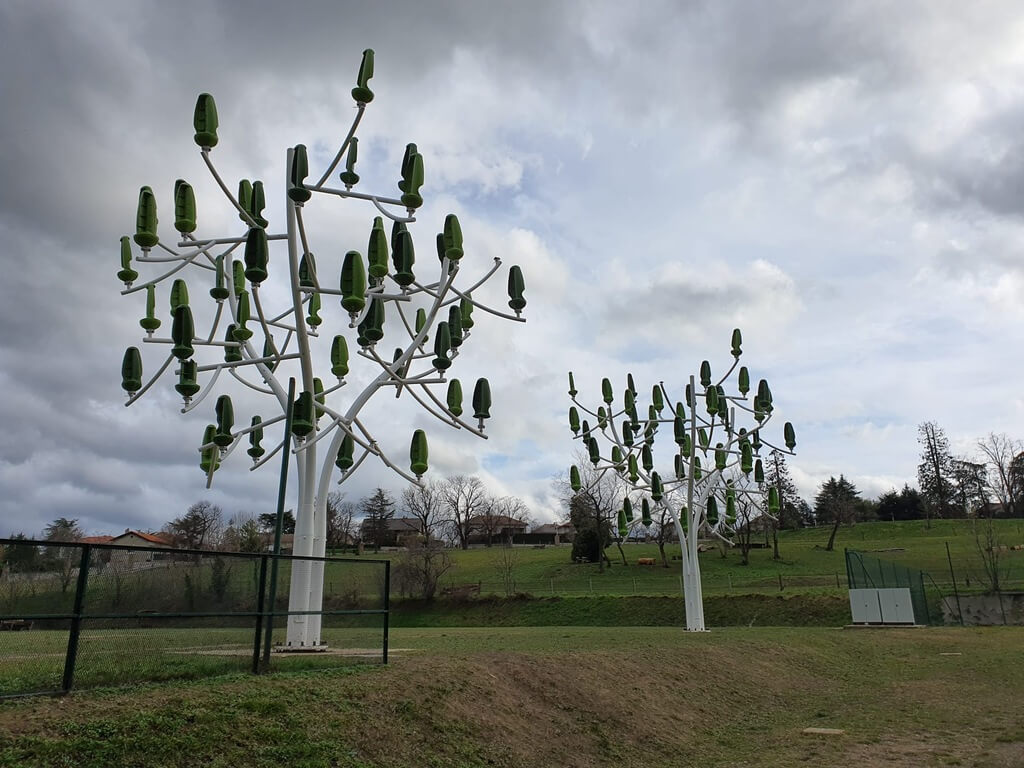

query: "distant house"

left=258, top=533, right=295, bottom=554
left=529, top=522, right=576, bottom=545
left=79, top=535, right=114, bottom=545
left=103, top=529, right=175, bottom=564
left=466, top=515, right=529, bottom=546
left=974, top=502, right=1009, bottom=519
left=359, top=517, right=422, bottom=548
left=110, top=530, right=174, bottom=548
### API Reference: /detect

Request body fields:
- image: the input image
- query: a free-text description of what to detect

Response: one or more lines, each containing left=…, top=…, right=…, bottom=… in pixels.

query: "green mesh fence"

left=845, top=548, right=937, bottom=625
left=0, top=538, right=389, bottom=698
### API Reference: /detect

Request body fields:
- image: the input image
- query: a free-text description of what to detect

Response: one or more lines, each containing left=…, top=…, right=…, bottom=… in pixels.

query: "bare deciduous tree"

left=492, top=543, right=519, bottom=596
left=222, top=511, right=263, bottom=553
left=440, top=475, right=488, bottom=550
left=475, top=495, right=531, bottom=547
left=392, top=540, right=453, bottom=601
left=972, top=510, right=1009, bottom=594
left=977, top=433, right=1024, bottom=517
left=400, top=480, right=444, bottom=541
left=732, top=485, right=760, bottom=567
left=326, top=492, right=358, bottom=551
left=167, top=501, right=224, bottom=550
left=972, top=433, right=1023, bottom=593
left=650, top=504, right=678, bottom=568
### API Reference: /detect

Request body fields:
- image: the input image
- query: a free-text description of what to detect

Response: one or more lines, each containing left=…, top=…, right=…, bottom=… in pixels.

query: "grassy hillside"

left=389, top=594, right=850, bottom=628
left=3, top=520, right=1019, bottom=626
left=370, top=518, right=1024, bottom=596
left=3, top=626, right=1023, bottom=767
left=0, top=596, right=849, bottom=696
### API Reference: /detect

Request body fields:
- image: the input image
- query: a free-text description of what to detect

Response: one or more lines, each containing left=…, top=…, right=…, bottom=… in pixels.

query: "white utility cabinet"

left=849, top=587, right=916, bottom=625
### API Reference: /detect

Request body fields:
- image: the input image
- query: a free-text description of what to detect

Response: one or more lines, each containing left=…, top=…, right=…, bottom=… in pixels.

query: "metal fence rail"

left=0, top=538, right=389, bottom=699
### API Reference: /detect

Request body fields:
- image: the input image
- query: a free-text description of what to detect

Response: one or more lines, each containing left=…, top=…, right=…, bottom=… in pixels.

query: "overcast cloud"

left=3, top=0, right=1024, bottom=537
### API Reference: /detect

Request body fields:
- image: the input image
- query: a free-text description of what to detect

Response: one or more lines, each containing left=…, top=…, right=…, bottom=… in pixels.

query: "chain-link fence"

left=0, top=538, right=389, bottom=698
left=845, top=548, right=941, bottom=625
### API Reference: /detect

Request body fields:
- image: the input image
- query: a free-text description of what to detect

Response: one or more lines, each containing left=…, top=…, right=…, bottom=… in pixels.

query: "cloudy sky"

left=3, top=0, right=1024, bottom=537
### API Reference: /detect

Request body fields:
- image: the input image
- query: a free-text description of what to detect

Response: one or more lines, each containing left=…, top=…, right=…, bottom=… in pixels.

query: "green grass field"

left=5, top=521, right=1018, bottom=624
left=0, top=622, right=388, bottom=698
left=373, top=518, right=1024, bottom=596
left=2, top=626, right=1023, bottom=767
left=3, top=519, right=1021, bottom=699
left=0, top=593, right=853, bottom=697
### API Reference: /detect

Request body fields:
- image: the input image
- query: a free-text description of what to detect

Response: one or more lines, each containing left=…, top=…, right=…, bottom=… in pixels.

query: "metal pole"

left=919, top=571, right=930, bottom=626
left=945, top=541, right=964, bottom=626
left=382, top=560, right=390, bottom=665
left=252, top=554, right=269, bottom=674
left=61, top=544, right=92, bottom=693
left=264, top=377, right=296, bottom=665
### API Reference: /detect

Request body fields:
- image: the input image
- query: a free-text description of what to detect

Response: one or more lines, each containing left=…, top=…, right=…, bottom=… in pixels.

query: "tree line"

left=154, top=474, right=531, bottom=555
left=9, top=421, right=1019, bottom=568
left=3, top=473, right=532, bottom=562
left=561, top=422, right=1024, bottom=566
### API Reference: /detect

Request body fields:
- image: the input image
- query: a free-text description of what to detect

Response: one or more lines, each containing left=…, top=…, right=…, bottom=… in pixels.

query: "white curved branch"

left=336, top=448, right=371, bottom=484
left=353, top=417, right=420, bottom=485
left=122, top=240, right=220, bottom=295
left=201, top=149, right=260, bottom=229
left=313, top=184, right=416, bottom=223
left=124, top=353, right=175, bottom=407
left=313, top=103, right=366, bottom=188
left=228, top=365, right=275, bottom=395
left=181, top=365, right=224, bottom=413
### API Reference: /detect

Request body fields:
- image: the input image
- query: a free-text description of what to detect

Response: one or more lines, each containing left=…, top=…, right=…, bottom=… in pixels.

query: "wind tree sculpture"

left=117, top=50, right=527, bottom=648
left=566, top=330, right=794, bottom=631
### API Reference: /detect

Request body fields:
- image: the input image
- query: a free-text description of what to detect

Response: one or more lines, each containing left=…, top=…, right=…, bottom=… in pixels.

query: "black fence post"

left=263, top=377, right=295, bottom=667
left=61, top=544, right=92, bottom=694
left=945, top=541, right=964, bottom=626
left=252, top=554, right=269, bottom=674
left=382, top=560, right=390, bottom=665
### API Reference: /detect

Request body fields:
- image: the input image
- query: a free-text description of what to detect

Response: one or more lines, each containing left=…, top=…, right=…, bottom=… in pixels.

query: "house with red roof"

left=78, top=535, right=114, bottom=545
left=110, top=530, right=174, bottom=548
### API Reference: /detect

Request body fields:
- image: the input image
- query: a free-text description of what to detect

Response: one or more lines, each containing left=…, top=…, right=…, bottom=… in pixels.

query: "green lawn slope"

left=3, top=626, right=1023, bottom=768
left=361, top=518, right=1024, bottom=597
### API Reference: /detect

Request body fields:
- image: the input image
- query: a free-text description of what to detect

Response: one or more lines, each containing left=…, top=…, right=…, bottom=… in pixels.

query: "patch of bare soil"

left=341, top=646, right=819, bottom=767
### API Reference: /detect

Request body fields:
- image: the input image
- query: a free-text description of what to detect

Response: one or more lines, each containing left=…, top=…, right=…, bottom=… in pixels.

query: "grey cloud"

left=4, top=0, right=1024, bottom=537
left=917, top=105, right=1024, bottom=219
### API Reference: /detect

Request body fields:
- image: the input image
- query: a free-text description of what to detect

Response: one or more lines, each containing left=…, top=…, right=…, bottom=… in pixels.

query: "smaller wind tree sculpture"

left=116, top=50, right=527, bottom=647
left=566, top=330, right=794, bottom=631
